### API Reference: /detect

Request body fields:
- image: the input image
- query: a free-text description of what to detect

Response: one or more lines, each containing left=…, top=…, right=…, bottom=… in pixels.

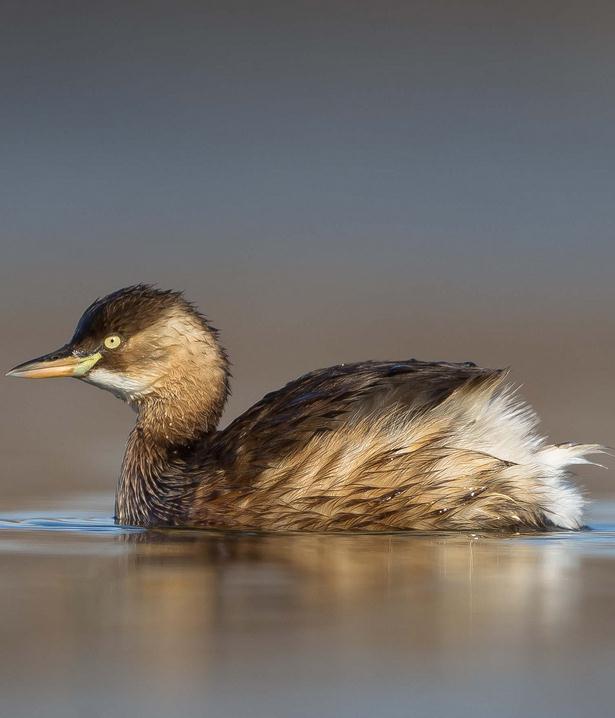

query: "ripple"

left=0, top=512, right=142, bottom=534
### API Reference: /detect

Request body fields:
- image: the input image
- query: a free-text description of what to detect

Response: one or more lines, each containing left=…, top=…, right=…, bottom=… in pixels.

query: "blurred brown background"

left=0, top=1, right=613, bottom=501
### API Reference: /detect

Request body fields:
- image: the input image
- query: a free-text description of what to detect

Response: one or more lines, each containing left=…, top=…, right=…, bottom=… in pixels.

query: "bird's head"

left=7, top=285, right=230, bottom=434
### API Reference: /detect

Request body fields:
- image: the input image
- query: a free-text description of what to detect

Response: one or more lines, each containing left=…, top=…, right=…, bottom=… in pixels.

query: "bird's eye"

left=104, top=335, right=122, bottom=350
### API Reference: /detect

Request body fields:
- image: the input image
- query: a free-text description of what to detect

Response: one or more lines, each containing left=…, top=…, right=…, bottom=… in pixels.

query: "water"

left=1, top=495, right=614, bottom=718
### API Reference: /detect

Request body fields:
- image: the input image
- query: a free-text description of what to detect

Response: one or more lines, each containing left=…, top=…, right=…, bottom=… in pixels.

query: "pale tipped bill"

left=6, top=347, right=102, bottom=379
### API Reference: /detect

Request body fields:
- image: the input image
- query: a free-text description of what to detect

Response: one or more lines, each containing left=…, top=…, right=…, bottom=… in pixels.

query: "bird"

left=6, top=284, right=602, bottom=532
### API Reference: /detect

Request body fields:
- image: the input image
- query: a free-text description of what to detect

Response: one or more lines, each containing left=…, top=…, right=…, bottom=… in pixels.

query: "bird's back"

left=214, top=359, right=495, bottom=467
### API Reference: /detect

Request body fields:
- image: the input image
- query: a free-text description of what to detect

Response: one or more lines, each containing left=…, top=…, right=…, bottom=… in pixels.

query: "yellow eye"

left=104, top=335, right=122, bottom=350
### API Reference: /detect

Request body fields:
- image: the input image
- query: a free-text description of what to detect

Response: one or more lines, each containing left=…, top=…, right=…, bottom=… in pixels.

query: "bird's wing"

left=209, top=360, right=501, bottom=478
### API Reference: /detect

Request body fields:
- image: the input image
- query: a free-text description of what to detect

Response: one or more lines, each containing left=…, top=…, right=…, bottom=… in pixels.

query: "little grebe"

left=7, top=285, right=601, bottom=531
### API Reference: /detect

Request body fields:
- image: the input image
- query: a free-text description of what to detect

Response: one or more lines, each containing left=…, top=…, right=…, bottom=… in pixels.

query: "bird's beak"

left=6, top=346, right=102, bottom=379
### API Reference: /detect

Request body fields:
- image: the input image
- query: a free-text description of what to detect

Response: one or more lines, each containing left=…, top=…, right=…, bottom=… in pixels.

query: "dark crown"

left=70, top=284, right=207, bottom=349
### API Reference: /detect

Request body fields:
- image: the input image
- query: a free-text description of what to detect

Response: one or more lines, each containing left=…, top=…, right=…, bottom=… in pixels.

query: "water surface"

left=1, top=495, right=614, bottom=718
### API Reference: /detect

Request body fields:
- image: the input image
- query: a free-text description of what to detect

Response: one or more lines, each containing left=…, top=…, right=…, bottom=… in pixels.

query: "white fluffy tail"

left=536, top=442, right=606, bottom=529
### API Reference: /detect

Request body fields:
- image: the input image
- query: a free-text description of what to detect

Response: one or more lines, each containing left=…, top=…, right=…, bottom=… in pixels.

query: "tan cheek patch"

left=116, top=311, right=209, bottom=384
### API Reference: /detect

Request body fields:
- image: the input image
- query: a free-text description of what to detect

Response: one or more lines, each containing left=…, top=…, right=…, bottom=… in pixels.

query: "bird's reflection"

left=109, top=528, right=587, bottom=649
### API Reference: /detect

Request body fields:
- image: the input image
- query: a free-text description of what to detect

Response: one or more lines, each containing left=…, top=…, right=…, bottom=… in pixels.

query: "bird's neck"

left=115, top=362, right=229, bottom=527
left=115, top=423, right=200, bottom=526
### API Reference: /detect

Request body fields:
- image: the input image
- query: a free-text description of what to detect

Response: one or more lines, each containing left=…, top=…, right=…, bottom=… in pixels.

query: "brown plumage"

left=7, top=285, right=602, bottom=531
